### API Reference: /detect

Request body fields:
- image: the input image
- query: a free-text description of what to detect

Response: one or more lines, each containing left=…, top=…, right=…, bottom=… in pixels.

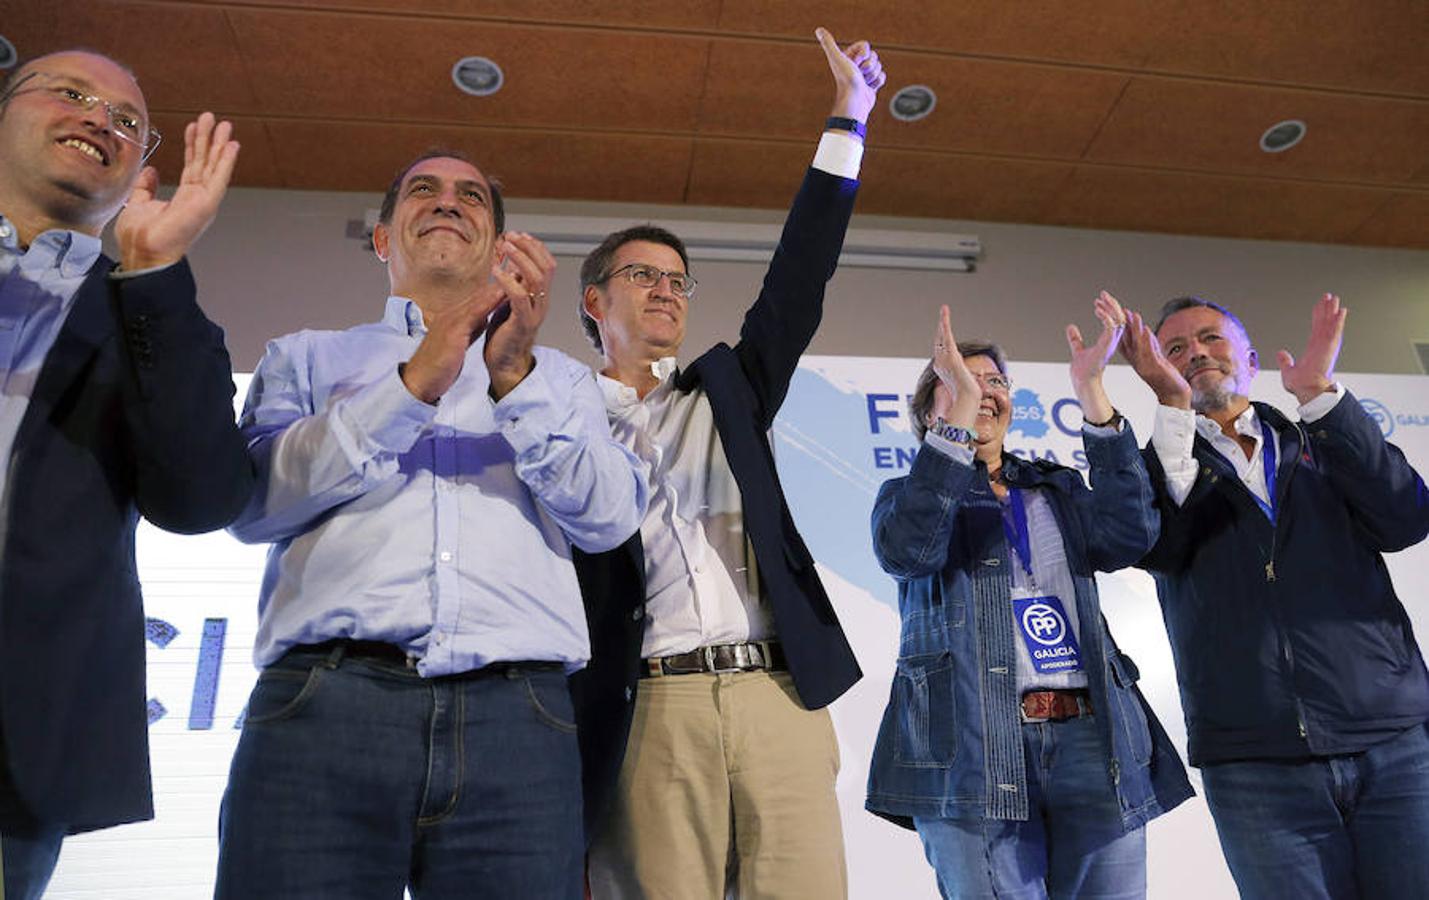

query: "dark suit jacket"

left=572, top=168, right=864, bottom=839
left=0, top=257, right=253, bottom=832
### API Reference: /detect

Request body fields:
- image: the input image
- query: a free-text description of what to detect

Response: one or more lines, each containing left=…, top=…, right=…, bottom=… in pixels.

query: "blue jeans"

left=0, top=737, right=66, bottom=900
left=1201, top=722, right=1429, bottom=900
left=215, top=645, right=584, bottom=899
left=915, top=716, right=1146, bottom=900
left=0, top=823, right=64, bottom=900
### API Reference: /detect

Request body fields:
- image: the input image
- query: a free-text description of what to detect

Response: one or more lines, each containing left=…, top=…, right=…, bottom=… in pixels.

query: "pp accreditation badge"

left=1014, top=595, right=1083, bottom=675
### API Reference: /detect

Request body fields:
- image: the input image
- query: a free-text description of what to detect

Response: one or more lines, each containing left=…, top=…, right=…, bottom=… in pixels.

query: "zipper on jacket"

left=1267, top=419, right=1309, bottom=743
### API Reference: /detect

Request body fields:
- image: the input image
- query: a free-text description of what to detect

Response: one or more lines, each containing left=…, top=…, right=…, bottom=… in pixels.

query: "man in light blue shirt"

left=0, top=50, right=251, bottom=900
left=215, top=149, right=648, bottom=899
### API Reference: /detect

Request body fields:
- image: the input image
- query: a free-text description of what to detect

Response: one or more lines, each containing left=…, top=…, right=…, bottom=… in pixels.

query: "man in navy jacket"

left=0, top=50, right=251, bottom=898
left=572, top=28, right=881, bottom=899
left=1121, top=292, right=1429, bottom=899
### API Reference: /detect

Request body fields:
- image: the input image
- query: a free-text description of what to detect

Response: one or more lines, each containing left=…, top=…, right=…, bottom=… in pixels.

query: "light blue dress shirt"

left=230, top=297, right=647, bottom=676
left=0, top=215, right=102, bottom=551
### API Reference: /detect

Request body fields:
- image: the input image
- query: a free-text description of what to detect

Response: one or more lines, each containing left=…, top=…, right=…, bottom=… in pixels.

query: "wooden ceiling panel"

left=1086, top=78, right=1429, bottom=185
left=683, top=140, right=1072, bottom=224
left=683, top=140, right=811, bottom=208
left=2, top=0, right=257, bottom=112
left=1344, top=194, right=1429, bottom=249
left=177, top=0, right=720, bottom=29
left=1044, top=168, right=1391, bottom=244
left=1142, top=1, right=1429, bottom=97
left=713, top=1, right=1168, bottom=69
left=719, top=2, right=1429, bottom=97
left=856, top=151, right=1074, bottom=223
left=5, top=3, right=1423, bottom=252
left=699, top=44, right=1128, bottom=159
left=144, top=113, right=282, bottom=187
left=226, top=9, right=708, bottom=131
left=264, top=120, right=693, bottom=203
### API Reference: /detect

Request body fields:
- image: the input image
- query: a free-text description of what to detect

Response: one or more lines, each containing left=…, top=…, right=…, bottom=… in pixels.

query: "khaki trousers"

left=588, top=670, right=846, bottom=900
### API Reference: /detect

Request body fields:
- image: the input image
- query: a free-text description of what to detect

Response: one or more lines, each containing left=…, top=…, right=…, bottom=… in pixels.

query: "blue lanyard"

left=1254, top=421, right=1277, bottom=522
left=1000, top=487, right=1035, bottom=580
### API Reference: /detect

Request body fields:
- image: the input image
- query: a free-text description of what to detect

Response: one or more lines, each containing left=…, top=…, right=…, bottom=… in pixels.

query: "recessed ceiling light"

left=0, top=35, right=17, bottom=69
left=1260, top=119, right=1306, bottom=153
left=890, top=85, right=937, bottom=122
left=451, top=56, right=503, bottom=97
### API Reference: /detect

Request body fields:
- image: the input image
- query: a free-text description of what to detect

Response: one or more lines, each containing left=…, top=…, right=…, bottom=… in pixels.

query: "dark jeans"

left=0, top=821, right=64, bottom=900
left=1201, top=722, right=1429, bottom=900
left=215, top=645, right=584, bottom=899
left=0, top=730, right=65, bottom=900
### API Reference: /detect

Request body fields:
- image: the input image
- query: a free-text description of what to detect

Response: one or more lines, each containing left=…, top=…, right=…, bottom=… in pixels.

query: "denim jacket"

left=865, top=426, right=1193, bottom=832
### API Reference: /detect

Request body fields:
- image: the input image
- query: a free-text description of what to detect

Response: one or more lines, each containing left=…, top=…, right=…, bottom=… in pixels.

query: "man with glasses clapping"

left=0, top=50, right=252, bottom=899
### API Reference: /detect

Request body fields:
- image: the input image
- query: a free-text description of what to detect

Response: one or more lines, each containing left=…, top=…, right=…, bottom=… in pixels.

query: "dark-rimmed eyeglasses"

left=1, top=71, right=162, bottom=163
left=598, top=263, right=697, bottom=299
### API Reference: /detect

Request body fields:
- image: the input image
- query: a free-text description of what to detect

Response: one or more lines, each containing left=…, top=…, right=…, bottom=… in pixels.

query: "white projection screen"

left=45, top=364, right=1429, bottom=899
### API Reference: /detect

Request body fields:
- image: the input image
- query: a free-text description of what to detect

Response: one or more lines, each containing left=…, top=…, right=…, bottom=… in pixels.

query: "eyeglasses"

left=599, top=263, right=697, bottom=299
left=1, top=71, right=162, bottom=163
left=973, top=372, right=1013, bottom=392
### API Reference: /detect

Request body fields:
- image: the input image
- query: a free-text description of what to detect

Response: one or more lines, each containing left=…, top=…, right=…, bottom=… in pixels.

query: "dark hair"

left=377, top=148, right=504, bottom=233
left=577, top=224, right=691, bottom=354
left=907, top=340, right=1008, bottom=441
left=1152, top=295, right=1251, bottom=344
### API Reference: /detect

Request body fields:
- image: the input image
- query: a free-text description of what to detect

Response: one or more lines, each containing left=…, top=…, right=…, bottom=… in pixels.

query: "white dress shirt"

left=1151, top=385, right=1346, bottom=507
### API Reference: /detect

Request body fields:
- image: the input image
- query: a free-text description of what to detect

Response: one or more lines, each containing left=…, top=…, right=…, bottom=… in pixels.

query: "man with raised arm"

left=572, top=28, right=882, bottom=899
left=1120, top=293, right=1429, bottom=898
left=216, top=148, right=646, bottom=899
left=0, top=50, right=251, bottom=899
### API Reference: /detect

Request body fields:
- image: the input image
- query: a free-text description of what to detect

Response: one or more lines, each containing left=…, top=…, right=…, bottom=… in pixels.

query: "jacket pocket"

left=1108, top=652, right=1152, bottom=765
left=892, top=652, right=958, bottom=768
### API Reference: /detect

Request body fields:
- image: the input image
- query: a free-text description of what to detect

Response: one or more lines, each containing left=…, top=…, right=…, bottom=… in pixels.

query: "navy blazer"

left=572, top=168, right=863, bottom=840
left=0, top=258, right=252, bottom=832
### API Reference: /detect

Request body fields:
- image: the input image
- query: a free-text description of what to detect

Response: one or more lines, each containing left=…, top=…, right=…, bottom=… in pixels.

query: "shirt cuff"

left=354, top=367, right=438, bottom=454
left=1298, top=382, right=1346, bottom=422
left=1151, top=404, right=1195, bottom=457
left=812, top=131, right=863, bottom=180
left=492, top=357, right=564, bottom=455
left=109, top=261, right=179, bottom=280
left=923, top=433, right=975, bottom=465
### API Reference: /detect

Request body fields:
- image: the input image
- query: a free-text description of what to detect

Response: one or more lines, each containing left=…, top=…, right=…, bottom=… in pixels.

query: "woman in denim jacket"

left=865, top=295, right=1192, bottom=898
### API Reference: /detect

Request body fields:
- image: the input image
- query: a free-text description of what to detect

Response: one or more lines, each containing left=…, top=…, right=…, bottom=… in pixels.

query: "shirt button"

left=438, top=551, right=453, bottom=563
left=632, top=606, right=644, bottom=621
left=433, top=632, right=444, bottom=645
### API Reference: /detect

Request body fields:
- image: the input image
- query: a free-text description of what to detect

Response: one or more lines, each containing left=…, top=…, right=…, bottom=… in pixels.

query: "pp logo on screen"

left=1021, top=603, right=1066, bottom=645
left=1358, top=397, right=1394, bottom=438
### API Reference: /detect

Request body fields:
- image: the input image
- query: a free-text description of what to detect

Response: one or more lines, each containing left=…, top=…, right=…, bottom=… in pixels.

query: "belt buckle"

left=730, top=643, right=755, bottom=670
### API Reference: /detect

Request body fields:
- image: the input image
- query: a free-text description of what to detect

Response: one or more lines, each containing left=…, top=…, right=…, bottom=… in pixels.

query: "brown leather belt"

left=643, top=641, right=787, bottom=678
left=1021, top=688, right=1093, bottom=722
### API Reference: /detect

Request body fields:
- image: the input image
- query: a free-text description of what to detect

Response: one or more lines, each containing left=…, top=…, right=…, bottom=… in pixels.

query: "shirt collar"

left=1194, top=403, right=1261, bottom=442
left=382, top=296, right=428, bottom=337
left=0, top=215, right=102, bottom=279
left=597, top=356, right=678, bottom=410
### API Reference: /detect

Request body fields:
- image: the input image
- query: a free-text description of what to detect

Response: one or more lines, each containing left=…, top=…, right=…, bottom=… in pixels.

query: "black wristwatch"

left=1083, top=408, right=1123, bottom=430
